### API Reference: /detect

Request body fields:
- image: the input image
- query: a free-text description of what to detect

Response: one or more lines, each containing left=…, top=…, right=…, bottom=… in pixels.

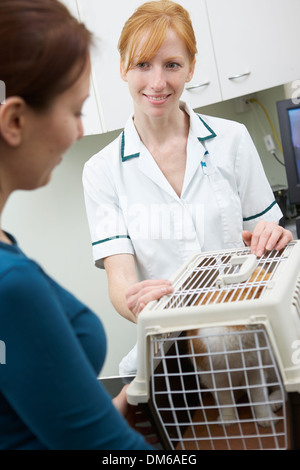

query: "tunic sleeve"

left=82, top=154, right=134, bottom=268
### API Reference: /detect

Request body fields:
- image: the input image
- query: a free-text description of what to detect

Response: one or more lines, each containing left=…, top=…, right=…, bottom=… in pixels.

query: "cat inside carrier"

left=127, top=242, right=300, bottom=450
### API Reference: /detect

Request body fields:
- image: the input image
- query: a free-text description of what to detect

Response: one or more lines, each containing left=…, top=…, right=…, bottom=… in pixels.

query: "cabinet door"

left=60, top=0, right=104, bottom=135
left=77, top=0, right=142, bottom=132
left=206, top=0, right=300, bottom=100
left=179, top=0, right=222, bottom=108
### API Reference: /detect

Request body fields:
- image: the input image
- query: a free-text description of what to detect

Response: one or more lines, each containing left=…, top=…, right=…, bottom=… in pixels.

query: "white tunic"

left=82, top=102, right=282, bottom=374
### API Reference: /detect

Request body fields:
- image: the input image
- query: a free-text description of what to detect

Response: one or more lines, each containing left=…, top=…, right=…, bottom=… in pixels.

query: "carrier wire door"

left=127, top=242, right=300, bottom=450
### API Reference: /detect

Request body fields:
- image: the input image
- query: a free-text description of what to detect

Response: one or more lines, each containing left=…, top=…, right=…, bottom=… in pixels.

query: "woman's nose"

left=150, top=67, right=166, bottom=91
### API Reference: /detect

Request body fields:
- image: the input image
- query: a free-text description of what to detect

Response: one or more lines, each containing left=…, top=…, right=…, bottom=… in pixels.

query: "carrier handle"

left=215, top=254, right=257, bottom=288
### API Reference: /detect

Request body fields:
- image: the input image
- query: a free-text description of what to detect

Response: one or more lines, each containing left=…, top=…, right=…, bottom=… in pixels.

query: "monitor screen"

left=288, top=108, right=300, bottom=183
left=277, top=98, right=300, bottom=206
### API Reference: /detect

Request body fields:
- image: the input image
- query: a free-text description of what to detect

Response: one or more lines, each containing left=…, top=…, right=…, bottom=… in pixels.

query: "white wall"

left=2, top=130, right=137, bottom=377
left=2, top=84, right=288, bottom=377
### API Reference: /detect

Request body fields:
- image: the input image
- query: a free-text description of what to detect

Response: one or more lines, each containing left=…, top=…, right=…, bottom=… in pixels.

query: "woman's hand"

left=242, top=220, right=293, bottom=257
left=104, top=254, right=173, bottom=324
left=112, top=384, right=130, bottom=416
left=113, top=384, right=159, bottom=444
left=125, top=279, right=173, bottom=321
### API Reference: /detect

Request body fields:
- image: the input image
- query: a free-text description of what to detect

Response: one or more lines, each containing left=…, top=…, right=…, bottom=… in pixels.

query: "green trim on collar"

left=243, top=200, right=277, bottom=222
left=196, top=114, right=217, bottom=141
left=121, top=113, right=217, bottom=160
left=121, top=131, right=140, bottom=162
left=92, top=235, right=131, bottom=246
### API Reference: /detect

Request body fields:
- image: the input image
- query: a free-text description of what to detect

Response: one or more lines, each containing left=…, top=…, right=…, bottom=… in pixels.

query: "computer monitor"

left=277, top=98, right=300, bottom=206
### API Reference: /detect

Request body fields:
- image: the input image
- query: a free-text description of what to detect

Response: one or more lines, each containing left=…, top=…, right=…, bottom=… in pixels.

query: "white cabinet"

left=206, top=0, right=300, bottom=101
left=77, top=0, right=222, bottom=132
left=77, top=0, right=144, bottom=133
left=70, top=0, right=300, bottom=134
left=179, top=0, right=222, bottom=108
left=59, top=0, right=104, bottom=135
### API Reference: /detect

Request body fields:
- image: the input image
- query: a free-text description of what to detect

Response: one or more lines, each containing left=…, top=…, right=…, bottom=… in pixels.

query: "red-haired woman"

left=0, top=0, right=152, bottom=450
left=83, top=0, right=292, bottom=376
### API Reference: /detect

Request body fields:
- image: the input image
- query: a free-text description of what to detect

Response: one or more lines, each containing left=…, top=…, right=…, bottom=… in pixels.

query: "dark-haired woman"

left=0, top=0, right=152, bottom=450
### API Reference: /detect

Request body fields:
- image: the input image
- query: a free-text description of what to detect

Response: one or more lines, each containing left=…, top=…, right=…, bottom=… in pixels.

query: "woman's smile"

left=143, top=93, right=171, bottom=104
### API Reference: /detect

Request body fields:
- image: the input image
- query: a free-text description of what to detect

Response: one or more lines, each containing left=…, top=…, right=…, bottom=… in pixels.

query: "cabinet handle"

left=228, top=71, right=251, bottom=80
left=185, top=81, right=210, bottom=90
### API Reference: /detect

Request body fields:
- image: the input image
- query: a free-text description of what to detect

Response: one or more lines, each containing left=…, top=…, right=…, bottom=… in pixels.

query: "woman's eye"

left=167, top=62, right=180, bottom=69
left=136, top=62, right=149, bottom=69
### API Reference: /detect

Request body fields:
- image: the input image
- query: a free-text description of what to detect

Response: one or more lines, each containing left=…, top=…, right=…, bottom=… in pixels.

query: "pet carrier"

left=127, top=241, right=300, bottom=450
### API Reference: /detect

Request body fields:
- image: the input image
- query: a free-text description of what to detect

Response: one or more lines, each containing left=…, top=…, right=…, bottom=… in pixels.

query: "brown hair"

left=118, top=0, right=197, bottom=73
left=0, top=0, right=92, bottom=110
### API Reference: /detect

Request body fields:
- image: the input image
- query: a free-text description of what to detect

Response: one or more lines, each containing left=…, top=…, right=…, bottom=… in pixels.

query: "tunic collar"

left=120, top=102, right=217, bottom=162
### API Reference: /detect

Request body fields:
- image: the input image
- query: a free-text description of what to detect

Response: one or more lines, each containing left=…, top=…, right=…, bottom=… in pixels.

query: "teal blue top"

left=0, top=234, right=152, bottom=450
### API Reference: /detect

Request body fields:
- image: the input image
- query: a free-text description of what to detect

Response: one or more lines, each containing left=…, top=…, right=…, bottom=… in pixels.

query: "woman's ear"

left=186, top=61, right=195, bottom=83
left=0, top=97, right=26, bottom=146
left=120, top=61, right=128, bottom=82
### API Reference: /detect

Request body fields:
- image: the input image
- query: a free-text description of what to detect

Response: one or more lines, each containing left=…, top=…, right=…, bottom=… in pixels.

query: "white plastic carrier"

left=127, top=241, right=300, bottom=450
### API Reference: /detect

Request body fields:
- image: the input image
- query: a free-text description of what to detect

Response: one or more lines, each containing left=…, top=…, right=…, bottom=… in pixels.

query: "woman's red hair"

left=118, top=0, right=197, bottom=73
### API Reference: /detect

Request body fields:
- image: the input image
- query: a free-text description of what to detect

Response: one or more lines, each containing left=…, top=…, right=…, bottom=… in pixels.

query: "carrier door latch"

left=215, top=254, right=257, bottom=288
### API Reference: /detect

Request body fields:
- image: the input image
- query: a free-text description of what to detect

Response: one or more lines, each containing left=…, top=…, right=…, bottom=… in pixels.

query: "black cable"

left=271, top=151, right=285, bottom=166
